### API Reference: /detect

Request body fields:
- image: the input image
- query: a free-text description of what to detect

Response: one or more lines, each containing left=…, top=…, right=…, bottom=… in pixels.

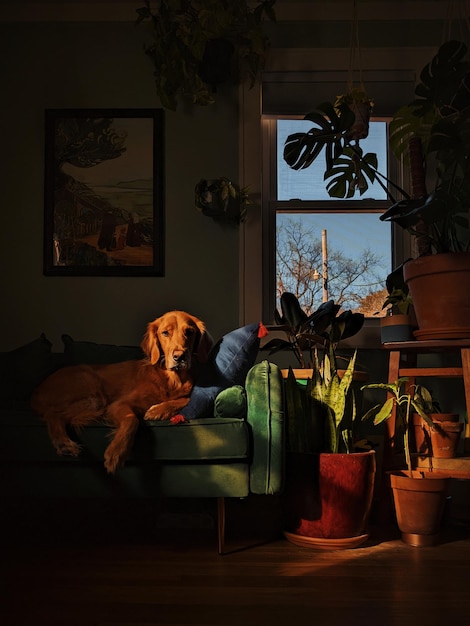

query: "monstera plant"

left=382, top=39, right=470, bottom=256
left=283, top=100, right=405, bottom=201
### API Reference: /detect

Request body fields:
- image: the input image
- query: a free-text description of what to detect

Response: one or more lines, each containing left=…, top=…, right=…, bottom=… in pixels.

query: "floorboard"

left=2, top=496, right=470, bottom=626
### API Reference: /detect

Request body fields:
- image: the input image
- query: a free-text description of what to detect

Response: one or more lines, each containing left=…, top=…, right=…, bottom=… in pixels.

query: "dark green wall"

left=0, top=20, right=241, bottom=350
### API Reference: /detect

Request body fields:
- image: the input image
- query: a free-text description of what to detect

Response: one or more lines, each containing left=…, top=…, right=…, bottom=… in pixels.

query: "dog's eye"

left=185, top=328, right=195, bottom=337
left=161, top=330, right=170, bottom=337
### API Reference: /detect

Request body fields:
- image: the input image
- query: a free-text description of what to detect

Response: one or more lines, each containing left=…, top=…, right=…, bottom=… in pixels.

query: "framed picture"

left=43, top=108, right=164, bottom=276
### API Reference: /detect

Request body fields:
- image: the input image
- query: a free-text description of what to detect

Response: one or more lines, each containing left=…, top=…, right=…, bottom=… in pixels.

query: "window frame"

left=261, top=114, right=411, bottom=338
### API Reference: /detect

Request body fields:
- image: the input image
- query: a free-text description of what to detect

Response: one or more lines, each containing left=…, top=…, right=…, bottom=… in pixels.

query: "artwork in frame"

left=44, top=108, right=164, bottom=276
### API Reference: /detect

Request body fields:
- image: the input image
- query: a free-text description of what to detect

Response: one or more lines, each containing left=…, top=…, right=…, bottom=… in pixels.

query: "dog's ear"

left=141, top=321, right=161, bottom=365
left=192, top=318, right=213, bottom=363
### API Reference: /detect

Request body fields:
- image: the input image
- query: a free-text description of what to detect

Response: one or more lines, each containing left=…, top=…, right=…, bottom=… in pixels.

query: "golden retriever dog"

left=31, top=311, right=212, bottom=474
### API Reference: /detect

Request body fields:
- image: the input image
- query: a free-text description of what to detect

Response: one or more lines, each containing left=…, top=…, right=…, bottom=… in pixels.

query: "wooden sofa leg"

left=217, top=497, right=226, bottom=555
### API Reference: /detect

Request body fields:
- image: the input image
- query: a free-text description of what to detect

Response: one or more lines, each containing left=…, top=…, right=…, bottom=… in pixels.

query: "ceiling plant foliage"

left=136, top=0, right=277, bottom=111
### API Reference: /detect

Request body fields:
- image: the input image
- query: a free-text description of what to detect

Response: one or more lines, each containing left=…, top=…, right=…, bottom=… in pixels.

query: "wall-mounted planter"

left=194, top=177, right=250, bottom=225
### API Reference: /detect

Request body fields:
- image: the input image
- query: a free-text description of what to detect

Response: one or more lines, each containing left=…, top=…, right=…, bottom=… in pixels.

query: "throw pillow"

left=62, top=334, right=144, bottom=365
left=213, top=385, right=247, bottom=419
left=0, top=334, right=56, bottom=401
left=179, top=322, right=265, bottom=421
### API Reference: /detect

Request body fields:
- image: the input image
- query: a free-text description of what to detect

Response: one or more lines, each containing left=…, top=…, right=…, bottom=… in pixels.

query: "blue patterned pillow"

left=179, top=322, right=262, bottom=420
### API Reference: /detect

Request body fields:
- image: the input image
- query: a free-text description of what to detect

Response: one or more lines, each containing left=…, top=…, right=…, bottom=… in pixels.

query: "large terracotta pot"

left=389, top=470, right=450, bottom=546
left=284, top=450, right=376, bottom=549
left=403, top=252, right=470, bottom=340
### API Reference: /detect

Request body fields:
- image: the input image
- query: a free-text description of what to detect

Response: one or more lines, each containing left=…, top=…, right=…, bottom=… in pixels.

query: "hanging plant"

left=334, top=87, right=374, bottom=140
left=283, top=0, right=382, bottom=199
left=136, top=0, right=277, bottom=111
left=194, top=177, right=252, bottom=225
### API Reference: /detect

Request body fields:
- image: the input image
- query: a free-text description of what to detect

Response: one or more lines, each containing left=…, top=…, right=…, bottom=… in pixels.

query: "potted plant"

left=262, top=292, right=365, bottom=370
left=136, top=0, right=277, bottom=110
left=379, top=264, right=415, bottom=343
left=362, top=377, right=452, bottom=546
left=410, top=383, right=463, bottom=459
left=334, top=87, right=374, bottom=140
left=283, top=40, right=470, bottom=340
left=282, top=343, right=376, bottom=550
left=380, top=40, right=470, bottom=340
left=283, top=98, right=394, bottom=200
left=194, top=177, right=251, bottom=225
left=264, top=294, right=374, bottom=549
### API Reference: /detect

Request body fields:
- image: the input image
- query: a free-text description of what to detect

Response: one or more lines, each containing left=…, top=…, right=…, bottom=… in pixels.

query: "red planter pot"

left=284, top=450, right=376, bottom=549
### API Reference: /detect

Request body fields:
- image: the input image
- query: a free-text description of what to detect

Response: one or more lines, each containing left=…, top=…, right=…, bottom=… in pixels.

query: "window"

left=263, top=116, right=398, bottom=321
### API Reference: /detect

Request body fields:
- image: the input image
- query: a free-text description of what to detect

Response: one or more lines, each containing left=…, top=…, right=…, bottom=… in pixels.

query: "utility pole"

left=312, top=229, right=328, bottom=302
left=321, top=229, right=328, bottom=302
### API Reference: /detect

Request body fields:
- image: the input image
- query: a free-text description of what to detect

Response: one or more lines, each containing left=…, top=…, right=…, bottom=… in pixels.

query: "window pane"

left=277, top=120, right=388, bottom=201
left=276, top=212, right=391, bottom=316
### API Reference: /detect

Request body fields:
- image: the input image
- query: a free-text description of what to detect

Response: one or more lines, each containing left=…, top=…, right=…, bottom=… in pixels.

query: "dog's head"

left=141, top=310, right=213, bottom=370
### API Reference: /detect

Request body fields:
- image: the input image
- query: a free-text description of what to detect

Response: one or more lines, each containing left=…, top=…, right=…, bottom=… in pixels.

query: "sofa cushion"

left=0, top=409, right=250, bottom=462
left=62, top=334, right=144, bottom=365
left=135, top=418, right=250, bottom=461
left=179, top=322, right=263, bottom=421
left=0, top=334, right=58, bottom=402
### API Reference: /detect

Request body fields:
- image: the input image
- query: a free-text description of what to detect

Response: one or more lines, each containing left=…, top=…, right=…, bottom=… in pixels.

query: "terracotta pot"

left=403, top=252, right=470, bottom=340
left=389, top=470, right=450, bottom=546
left=281, top=369, right=313, bottom=380
left=284, top=450, right=376, bottom=549
left=465, top=422, right=470, bottom=454
left=429, top=420, right=463, bottom=458
left=380, top=314, right=414, bottom=343
left=412, top=413, right=460, bottom=457
left=412, top=414, right=432, bottom=455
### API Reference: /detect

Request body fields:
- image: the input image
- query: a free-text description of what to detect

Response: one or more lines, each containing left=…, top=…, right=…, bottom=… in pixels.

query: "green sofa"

left=0, top=332, right=285, bottom=553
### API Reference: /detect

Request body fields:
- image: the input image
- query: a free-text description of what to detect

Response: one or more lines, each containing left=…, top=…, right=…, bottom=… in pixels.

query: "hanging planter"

left=334, top=1, right=374, bottom=141
left=194, top=177, right=251, bottom=225
left=334, top=88, right=374, bottom=140
left=135, top=0, right=277, bottom=110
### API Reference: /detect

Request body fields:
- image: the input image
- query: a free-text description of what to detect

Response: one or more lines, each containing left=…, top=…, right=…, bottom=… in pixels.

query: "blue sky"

left=276, top=119, right=392, bottom=300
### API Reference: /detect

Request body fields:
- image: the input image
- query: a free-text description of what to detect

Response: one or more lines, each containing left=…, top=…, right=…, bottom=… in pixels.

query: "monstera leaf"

left=283, top=102, right=355, bottom=173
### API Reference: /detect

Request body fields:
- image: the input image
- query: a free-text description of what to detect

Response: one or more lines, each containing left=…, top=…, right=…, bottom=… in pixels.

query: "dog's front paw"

left=104, top=448, right=125, bottom=474
left=144, top=403, right=172, bottom=421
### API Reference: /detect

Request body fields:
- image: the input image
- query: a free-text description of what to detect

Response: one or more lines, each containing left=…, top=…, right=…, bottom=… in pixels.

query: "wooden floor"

left=2, top=497, right=470, bottom=626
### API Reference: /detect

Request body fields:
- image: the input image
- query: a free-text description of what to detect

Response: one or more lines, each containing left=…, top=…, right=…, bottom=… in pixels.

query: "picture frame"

left=43, top=108, right=164, bottom=276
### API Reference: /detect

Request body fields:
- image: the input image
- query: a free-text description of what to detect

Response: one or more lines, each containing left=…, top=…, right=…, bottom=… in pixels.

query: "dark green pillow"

left=214, top=385, right=247, bottom=419
left=62, top=334, right=144, bottom=365
left=0, top=334, right=55, bottom=401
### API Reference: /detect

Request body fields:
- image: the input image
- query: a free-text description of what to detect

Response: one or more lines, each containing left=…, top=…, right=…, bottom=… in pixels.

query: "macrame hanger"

left=348, top=0, right=364, bottom=93
left=442, top=0, right=470, bottom=44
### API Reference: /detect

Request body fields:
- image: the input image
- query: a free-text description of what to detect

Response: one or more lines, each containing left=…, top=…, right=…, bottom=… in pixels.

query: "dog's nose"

left=172, top=350, right=186, bottom=363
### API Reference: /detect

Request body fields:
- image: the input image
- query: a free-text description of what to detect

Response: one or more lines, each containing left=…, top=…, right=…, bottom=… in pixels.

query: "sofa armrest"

left=245, top=360, right=285, bottom=495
